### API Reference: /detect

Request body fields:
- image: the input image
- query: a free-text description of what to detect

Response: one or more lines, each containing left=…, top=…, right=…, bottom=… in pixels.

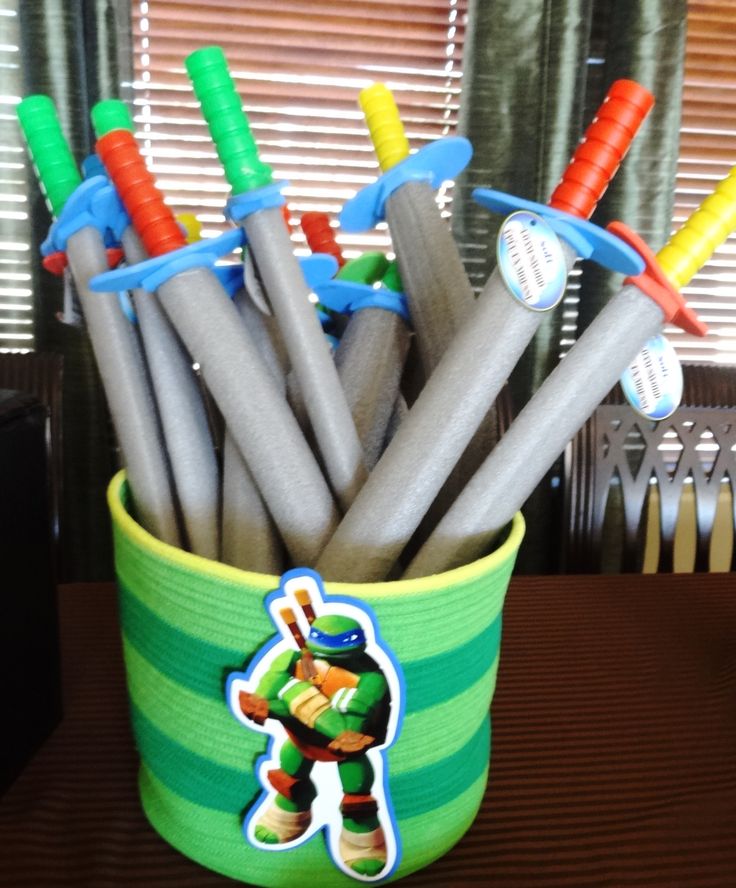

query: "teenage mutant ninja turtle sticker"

left=226, top=569, right=404, bottom=882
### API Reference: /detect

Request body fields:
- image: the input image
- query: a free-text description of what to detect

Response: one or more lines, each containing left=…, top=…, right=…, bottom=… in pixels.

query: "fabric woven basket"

left=108, top=470, right=524, bottom=886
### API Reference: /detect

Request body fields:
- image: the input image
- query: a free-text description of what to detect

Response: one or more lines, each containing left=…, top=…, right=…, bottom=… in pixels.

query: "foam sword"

left=302, top=213, right=411, bottom=469
left=16, top=94, right=183, bottom=548
left=315, top=80, right=655, bottom=583
left=185, top=46, right=368, bottom=512
left=322, top=260, right=410, bottom=471
left=221, top=234, right=339, bottom=575
left=89, top=125, right=341, bottom=567
left=90, top=99, right=222, bottom=560
left=404, top=169, right=735, bottom=578
left=92, top=113, right=296, bottom=572
left=341, top=83, right=476, bottom=380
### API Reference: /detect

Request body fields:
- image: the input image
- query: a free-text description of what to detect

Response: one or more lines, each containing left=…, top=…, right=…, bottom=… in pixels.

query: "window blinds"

left=0, top=1, right=33, bottom=351
left=668, top=0, right=736, bottom=363
left=131, top=0, right=468, bottom=259
left=4, top=1, right=735, bottom=361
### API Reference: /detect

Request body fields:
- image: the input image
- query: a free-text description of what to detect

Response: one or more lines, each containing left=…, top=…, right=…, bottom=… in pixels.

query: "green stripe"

left=123, top=639, right=261, bottom=772
left=113, top=523, right=276, bottom=653
left=125, top=635, right=498, bottom=774
left=139, top=764, right=488, bottom=887
left=398, top=655, right=499, bottom=771
left=132, top=701, right=490, bottom=820
left=391, top=769, right=488, bottom=880
left=401, top=615, right=501, bottom=703
left=120, top=579, right=501, bottom=715
left=112, top=508, right=512, bottom=663
left=131, top=701, right=260, bottom=813
left=394, top=713, right=489, bottom=816
left=119, top=583, right=243, bottom=700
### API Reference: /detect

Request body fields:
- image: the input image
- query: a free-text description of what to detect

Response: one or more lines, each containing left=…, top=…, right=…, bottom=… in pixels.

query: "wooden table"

left=2, top=574, right=735, bottom=886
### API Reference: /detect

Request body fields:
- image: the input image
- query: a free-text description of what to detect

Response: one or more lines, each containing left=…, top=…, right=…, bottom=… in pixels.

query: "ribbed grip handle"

left=91, top=99, right=135, bottom=138
left=657, top=165, right=736, bottom=290
left=359, top=83, right=410, bottom=172
left=336, top=251, right=389, bottom=284
left=549, top=80, right=655, bottom=219
left=301, top=212, right=344, bottom=266
left=177, top=212, right=202, bottom=244
left=16, top=95, right=82, bottom=217
left=185, top=46, right=273, bottom=194
left=96, top=128, right=186, bottom=257
left=380, top=259, right=403, bottom=292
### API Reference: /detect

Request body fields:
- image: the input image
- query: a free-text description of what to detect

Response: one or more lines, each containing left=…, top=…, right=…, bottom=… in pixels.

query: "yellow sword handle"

left=359, top=82, right=411, bottom=172
left=657, top=165, right=736, bottom=290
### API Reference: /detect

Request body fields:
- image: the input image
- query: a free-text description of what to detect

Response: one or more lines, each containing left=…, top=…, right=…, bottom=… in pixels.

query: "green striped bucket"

left=108, top=471, right=524, bottom=886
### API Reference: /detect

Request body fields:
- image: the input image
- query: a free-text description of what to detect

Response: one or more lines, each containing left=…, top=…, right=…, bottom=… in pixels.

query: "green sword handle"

left=91, top=99, right=135, bottom=138
left=185, top=45, right=273, bottom=194
left=16, top=94, right=82, bottom=217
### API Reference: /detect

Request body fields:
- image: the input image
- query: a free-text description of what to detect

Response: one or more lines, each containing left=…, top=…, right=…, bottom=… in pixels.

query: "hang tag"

left=620, top=334, right=683, bottom=421
left=496, top=210, right=567, bottom=311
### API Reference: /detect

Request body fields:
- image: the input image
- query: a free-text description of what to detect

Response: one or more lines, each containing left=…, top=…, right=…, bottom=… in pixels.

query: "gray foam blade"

left=132, top=287, right=221, bottom=560
left=386, top=180, right=474, bottom=378
left=405, top=283, right=666, bottom=577
left=156, top=266, right=340, bottom=566
left=66, top=226, right=182, bottom=548
left=243, top=208, right=368, bottom=510
left=221, top=431, right=284, bottom=575
left=315, top=241, right=578, bottom=582
left=335, top=307, right=411, bottom=469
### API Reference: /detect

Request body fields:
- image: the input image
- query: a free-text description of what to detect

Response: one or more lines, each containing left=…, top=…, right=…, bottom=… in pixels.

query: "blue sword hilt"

left=473, top=188, right=645, bottom=276
left=340, top=137, right=472, bottom=233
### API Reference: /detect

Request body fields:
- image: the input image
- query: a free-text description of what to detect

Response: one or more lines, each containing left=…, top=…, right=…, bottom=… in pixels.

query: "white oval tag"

left=620, top=334, right=683, bottom=421
left=496, top=210, right=567, bottom=311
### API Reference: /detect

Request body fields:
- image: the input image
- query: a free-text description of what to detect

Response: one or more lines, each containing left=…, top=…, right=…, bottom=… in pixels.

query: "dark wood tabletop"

left=2, top=574, right=735, bottom=887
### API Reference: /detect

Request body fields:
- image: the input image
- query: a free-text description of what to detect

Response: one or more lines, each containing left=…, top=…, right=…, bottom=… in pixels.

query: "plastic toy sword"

left=221, top=253, right=337, bottom=574
left=185, top=46, right=368, bottom=512
left=301, top=214, right=411, bottom=469
left=301, top=211, right=346, bottom=268
left=116, top=156, right=310, bottom=571
left=16, top=95, right=183, bottom=548
left=91, top=126, right=340, bottom=567
left=320, top=259, right=410, bottom=470
left=91, top=99, right=221, bottom=560
left=316, top=80, right=655, bottom=583
left=404, top=169, right=736, bottom=578
left=341, top=83, right=475, bottom=379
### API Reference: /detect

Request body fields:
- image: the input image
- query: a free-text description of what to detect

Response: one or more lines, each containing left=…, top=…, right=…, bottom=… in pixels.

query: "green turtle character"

left=238, top=603, right=392, bottom=878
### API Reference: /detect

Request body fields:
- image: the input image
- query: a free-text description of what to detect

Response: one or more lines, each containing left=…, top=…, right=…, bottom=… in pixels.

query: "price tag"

left=496, top=210, right=567, bottom=311
left=620, top=334, right=683, bottom=421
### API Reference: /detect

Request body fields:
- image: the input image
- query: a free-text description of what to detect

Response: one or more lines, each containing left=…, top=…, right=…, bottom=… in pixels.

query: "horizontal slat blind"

left=668, top=0, right=736, bottom=363
left=132, top=0, right=468, bottom=259
left=0, top=0, right=33, bottom=352
left=12, top=1, right=713, bottom=369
